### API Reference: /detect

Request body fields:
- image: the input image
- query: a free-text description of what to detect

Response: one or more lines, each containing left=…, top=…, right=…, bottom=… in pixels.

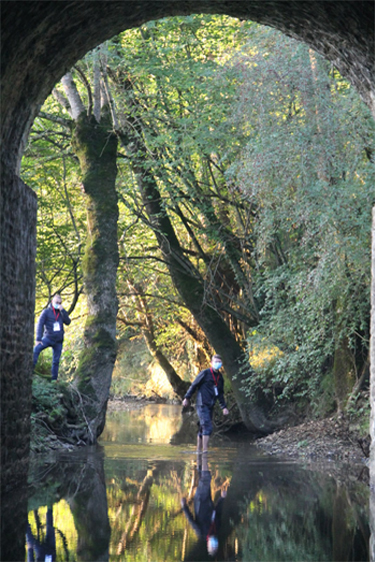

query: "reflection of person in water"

left=181, top=456, right=227, bottom=557
left=26, top=507, right=56, bottom=562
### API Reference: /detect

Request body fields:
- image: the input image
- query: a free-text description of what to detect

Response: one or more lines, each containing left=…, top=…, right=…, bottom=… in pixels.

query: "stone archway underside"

left=1, top=0, right=374, bottom=485
left=2, top=1, right=374, bottom=171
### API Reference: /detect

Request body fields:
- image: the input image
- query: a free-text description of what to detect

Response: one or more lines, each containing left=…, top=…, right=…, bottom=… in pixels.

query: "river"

left=23, top=403, right=369, bottom=561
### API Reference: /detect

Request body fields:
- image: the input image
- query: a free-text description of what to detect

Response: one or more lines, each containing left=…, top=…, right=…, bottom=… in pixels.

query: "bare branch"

left=38, top=111, right=72, bottom=129
left=52, top=87, right=73, bottom=118
left=100, top=54, right=119, bottom=129
left=93, top=50, right=101, bottom=123
left=74, top=65, right=93, bottom=117
left=61, top=72, right=85, bottom=120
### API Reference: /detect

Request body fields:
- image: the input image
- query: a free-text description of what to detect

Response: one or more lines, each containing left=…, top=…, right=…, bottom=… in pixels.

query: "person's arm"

left=35, top=309, right=47, bottom=342
left=181, top=499, right=202, bottom=537
left=218, top=375, right=227, bottom=410
left=60, top=308, right=71, bottom=325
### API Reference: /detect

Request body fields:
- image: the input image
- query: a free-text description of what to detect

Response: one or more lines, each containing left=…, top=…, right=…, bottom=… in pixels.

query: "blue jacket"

left=36, top=304, right=71, bottom=343
left=184, top=367, right=227, bottom=409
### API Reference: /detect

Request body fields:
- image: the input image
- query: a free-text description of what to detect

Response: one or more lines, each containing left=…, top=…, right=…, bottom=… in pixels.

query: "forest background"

left=22, top=15, right=375, bottom=446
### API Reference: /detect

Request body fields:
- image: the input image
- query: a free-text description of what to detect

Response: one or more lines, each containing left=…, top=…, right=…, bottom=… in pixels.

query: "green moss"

left=30, top=375, right=87, bottom=452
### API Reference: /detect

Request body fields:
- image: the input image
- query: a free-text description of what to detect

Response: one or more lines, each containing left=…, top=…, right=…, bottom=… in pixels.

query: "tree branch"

left=61, top=72, right=85, bottom=120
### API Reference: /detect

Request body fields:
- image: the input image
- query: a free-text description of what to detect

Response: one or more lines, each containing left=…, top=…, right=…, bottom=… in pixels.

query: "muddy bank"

left=254, top=416, right=369, bottom=465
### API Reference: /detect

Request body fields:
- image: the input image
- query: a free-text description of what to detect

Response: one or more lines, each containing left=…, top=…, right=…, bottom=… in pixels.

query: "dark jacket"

left=36, top=304, right=71, bottom=343
left=184, top=368, right=227, bottom=409
left=182, top=470, right=224, bottom=539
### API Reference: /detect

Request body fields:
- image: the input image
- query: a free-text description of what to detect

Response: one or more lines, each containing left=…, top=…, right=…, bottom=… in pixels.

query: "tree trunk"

left=68, top=451, right=111, bottom=561
left=116, top=78, right=272, bottom=433
left=125, top=280, right=189, bottom=398
left=133, top=158, right=271, bottom=433
left=72, top=113, right=119, bottom=442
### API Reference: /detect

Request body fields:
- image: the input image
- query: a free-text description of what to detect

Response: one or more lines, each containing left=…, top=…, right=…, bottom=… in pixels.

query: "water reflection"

left=23, top=405, right=369, bottom=561
left=101, top=403, right=183, bottom=444
left=27, top=447, right=110, bottom=561
left=181, top=454, right=228, bottom=559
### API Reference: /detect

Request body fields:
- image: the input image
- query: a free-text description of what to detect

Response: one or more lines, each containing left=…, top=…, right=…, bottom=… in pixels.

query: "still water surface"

left=26, top=404, right=369, bottom=561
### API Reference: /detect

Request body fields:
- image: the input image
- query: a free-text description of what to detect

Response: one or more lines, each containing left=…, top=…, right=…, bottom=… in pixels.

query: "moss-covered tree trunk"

left=72, top=113, right=119, bottom=442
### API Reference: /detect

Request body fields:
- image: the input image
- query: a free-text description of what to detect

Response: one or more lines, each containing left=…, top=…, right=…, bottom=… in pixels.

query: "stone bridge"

left=1, top=1, right=374, bottom=557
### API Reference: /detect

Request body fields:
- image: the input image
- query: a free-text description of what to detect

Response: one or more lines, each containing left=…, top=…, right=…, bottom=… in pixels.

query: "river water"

left=25, top=403, right=369, bottom=561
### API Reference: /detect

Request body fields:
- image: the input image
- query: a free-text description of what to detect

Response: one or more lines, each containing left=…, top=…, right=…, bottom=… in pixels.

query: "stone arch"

left=1, top=0, right=374, bottom=488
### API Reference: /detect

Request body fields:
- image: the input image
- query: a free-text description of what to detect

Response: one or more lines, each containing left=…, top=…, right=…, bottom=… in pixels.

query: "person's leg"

left=33, top=339, right=50, bottom=370
left=202, top=434, right=210, bottom=453
left=51, top=342, right=63, bottom=381
left=45, top=507, right=56, bottom=552
left=196, top=406, right=204, bottom=452
left=201, top=406, right=213, bottom=453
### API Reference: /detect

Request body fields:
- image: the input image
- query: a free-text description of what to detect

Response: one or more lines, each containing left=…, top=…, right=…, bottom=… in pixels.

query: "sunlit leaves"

left=228, top=26, right=374, bottom=406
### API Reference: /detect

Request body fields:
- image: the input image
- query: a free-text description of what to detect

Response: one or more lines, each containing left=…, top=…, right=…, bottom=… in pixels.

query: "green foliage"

left=30, top=375, right=68, bottom=452
left=111, top=335, right=152, bottom=397
left=347, top=390, right=371, bottom=437
left=22, top=15, right=374, bottom=423
left=228, top=26, right=374, bottom=410
left=32, top=375, right=65, bottom=417
left=33, top=347, right=53, bottom=377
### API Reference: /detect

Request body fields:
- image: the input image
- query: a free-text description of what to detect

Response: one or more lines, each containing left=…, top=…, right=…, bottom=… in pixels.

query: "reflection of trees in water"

left=219, top=460, right=370, bottom=562
left=27, top=448, right=369, bottom=562
left=116, top=467, right=154, bottom=554
left=106, top=461, right=189, bottom=559
left=102, top=405, right=183, bottom=444
left=27, top=448, right=110, bottom=562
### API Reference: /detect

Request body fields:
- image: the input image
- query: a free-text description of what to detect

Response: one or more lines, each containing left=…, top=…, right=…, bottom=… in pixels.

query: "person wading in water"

left=182, top=354, right=229, bottom=453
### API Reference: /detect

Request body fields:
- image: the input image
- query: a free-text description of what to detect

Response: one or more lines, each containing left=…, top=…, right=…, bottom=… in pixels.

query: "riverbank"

left=254, top=415, right=369, bottom=463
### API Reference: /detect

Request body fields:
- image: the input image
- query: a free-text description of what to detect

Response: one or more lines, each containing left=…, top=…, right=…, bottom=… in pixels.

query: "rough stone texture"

left=370, top=206, right=375, bottom=561
left=0, top=165, right=37, bottom=487
left=1, top=1, right=373, bottom=172
left=0, top=0, right=374, bottom=493
left=0, top=165, right=37, bottom=560
left=371, top=207, right=375, bottom=453
left=1, top=484, right=29, bottom=562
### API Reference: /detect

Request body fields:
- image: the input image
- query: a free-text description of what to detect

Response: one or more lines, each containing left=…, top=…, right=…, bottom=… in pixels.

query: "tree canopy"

left=22, top=14, right=375, bottom=435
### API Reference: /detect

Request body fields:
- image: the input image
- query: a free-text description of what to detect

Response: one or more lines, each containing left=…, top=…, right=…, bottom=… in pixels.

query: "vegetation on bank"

left=25, top=15, right=374, bottom=446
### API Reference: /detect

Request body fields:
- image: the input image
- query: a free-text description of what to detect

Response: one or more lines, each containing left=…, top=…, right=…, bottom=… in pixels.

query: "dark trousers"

left=197, top=404, right=214, bottom=436
left=26, top=507, right=56, bottom=562
left=33, top=337, right=63, bottom=380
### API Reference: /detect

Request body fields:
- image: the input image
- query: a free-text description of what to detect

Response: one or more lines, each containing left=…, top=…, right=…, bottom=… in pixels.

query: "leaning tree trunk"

left=142, top=326, right=190, bottom=399
left=118, top=79, right=271, bottom=433
left=132, top=155, right=271, bottom=433
left=128, top=281, right=190, bottom=399
left=72, top=113, right=119, bottom=442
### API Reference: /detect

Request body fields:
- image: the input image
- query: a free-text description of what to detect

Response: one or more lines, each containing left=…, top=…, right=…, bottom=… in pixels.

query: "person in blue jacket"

left=182, top=354, right=229, bottom=453
left=33, top=294, right=71, bottom=381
